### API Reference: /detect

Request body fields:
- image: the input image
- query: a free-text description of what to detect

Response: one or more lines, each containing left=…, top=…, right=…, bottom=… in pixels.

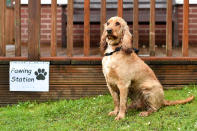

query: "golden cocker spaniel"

left=100, top=16, right=194, bottom=120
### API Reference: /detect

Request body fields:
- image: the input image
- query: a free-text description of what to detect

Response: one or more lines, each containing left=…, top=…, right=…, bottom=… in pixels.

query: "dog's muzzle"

left=107, top=29, right=112, bottom=35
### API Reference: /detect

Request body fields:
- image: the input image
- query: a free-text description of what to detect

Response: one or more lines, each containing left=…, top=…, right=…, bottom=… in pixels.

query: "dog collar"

left=104, top=47, right=122, bottom=56
left=104, top=47, right=139, bottom=56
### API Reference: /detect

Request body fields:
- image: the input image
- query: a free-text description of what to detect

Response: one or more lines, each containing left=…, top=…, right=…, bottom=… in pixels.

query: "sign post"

left=9, top=61, right=49, bottom=92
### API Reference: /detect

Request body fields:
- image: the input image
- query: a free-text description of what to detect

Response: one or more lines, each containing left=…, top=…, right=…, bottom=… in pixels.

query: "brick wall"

left=21, top=5, right=64, bottom=44
left=20, top=5, right=197, bottom=47
left=177, top=4, right=197, bottom=45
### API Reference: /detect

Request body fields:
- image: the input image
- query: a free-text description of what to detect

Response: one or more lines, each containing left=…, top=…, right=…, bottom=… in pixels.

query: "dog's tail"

left=164, top=96, right=195, bottom=106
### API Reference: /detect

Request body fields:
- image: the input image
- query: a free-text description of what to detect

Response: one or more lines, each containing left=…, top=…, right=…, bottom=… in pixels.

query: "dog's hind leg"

left=138, top=84, right=164, bottom=117
left=127, top=99, right=145, bottom=111
left=107, top=84, right=120, bottom=117
left=138, top=95, right=158, bottom=117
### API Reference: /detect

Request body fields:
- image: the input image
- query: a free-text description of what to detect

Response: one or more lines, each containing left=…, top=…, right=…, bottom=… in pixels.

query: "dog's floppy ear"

left=100, top=23, right=108, bottom=53
left=121, top=23, right=133, bottom=54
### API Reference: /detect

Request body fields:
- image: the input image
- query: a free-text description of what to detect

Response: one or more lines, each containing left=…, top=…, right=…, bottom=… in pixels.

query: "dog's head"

left=100, top=16, right=133, bottom=54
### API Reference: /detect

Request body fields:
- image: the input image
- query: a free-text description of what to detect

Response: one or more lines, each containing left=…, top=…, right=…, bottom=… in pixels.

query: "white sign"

left=9, top=61, right=50, bottom=92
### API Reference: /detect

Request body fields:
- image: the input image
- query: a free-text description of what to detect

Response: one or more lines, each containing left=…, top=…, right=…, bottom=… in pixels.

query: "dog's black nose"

left=107, top=29, right=112, bottom=34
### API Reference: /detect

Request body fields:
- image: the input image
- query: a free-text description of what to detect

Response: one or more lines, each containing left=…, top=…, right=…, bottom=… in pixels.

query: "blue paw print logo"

left=34, top=68, right=47, bottom=80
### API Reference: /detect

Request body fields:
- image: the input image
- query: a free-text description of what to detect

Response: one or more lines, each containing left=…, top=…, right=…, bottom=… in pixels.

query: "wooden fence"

left=0, top=0, right=193, bottom=62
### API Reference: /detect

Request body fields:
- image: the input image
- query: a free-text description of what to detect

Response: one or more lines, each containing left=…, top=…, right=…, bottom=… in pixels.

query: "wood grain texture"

left=118, top=0, right=123, bottom=17
left=2, top=56, right=197, bottom=62
left=28, top=0, right=41, bottom=60
left=100, top=0, right=106, bottom=37
left=149, top=0, right=155, bottom=56
left=67, top=0, right=73, bottom=57
left=0, top=0, right=6, bottom=56
left=0, top=64, right=197, bottom=105
left=133, top=0, right=139, bottom=49
left=84, top=0, right=90, bottom=56
left=15, top=0, right=21, bottom=56
left=5, top=8, right=15, bottom=45
left=0, top=65, right=107, bottom=105
left=166, top=0, right=172, bottom=56
left=182, top=0, right=189, bottom=57
left=51, top=0, right=57, bottom=57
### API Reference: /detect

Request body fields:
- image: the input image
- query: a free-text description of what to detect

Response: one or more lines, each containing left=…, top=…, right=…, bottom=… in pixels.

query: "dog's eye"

left=115, top=22, right=120, bottom=26
left=107, top=22, right=110, bottom=26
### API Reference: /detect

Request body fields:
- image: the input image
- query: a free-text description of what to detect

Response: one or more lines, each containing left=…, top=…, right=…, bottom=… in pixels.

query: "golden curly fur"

left=100, top=16, right=194, bottom=120
left=100, top=16, right=132, bottom=54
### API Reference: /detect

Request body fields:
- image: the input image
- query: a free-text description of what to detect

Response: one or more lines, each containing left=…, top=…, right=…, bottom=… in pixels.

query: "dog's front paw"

left=115, top=113, right=125, bottom=120
left=108, top=111, right=118, bottom=116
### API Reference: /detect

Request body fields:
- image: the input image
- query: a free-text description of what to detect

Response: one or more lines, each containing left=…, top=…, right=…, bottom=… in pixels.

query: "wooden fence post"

left=149, top=0, right=156, bottom=56
left=15, top=0, right=21, bottom=56
left=0, top=0, right=6, bottom=56
left=100, top=0, right=106, bottom=37
left=182, top=0, right=189, bottom=57
left=133, top=0, right=139, bottom=49
left=84, top=0, right=90, bottom=56
left=51, top=0, right=57, bottom=57
left=28, top=0, right=41, bottom=60
left=118, top=0, right=123, bottom=17
left=166, top=0, right=172, bottom=56
left=67, top=0, right=73, bottom=57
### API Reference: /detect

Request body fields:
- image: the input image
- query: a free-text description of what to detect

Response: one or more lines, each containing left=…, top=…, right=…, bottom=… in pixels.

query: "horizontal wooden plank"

left=2, top=56, right=197, bottom=62
left=1, top=64, right=197, bottom=105
left=39, top=57, right=197, bottom=62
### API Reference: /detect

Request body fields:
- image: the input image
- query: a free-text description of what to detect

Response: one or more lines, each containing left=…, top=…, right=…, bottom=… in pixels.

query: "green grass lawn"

left=0, top=86, right=197, bottom=131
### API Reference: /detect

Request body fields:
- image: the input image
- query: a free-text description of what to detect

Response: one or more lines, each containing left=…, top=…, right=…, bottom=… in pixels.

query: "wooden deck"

left=5, top=43, right=197, bottom=57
